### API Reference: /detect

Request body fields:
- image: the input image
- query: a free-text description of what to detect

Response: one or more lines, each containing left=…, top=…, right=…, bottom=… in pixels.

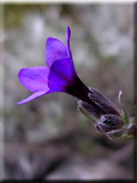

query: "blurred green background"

left=3, top=3, right=134, bottom=180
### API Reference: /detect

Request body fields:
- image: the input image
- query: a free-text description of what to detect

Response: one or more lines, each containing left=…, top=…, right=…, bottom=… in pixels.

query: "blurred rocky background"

left=1, top=3, right=135, bottom=180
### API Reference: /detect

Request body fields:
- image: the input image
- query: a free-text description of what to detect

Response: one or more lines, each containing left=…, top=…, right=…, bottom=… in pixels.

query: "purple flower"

left=17, top=26, right=120, bottom=120
left=18, top=26, right=77, bottom=104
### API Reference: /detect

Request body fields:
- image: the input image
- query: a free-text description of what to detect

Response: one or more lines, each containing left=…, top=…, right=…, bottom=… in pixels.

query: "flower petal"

left=18, top=66, right=49, bottom=92
left=66, top=26, right=77, bottom=75
left=66, top=26, right=72, bottom=58
left=17, top=90, right=48, bottom=105
left=46, top=37, right=68, bottom=67
left=48, top=58, right=76, bottom=93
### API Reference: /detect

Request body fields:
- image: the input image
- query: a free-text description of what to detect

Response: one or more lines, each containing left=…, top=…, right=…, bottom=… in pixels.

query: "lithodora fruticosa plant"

left=17, top=27, right=136, bottom=140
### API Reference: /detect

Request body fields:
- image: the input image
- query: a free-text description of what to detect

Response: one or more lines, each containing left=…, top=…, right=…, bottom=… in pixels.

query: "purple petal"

left=17, top=90, right=48, bottom=105
left=18, top=66, right=49, bottom=92
left=46, top=37, right=68, bottom=67
left=48, top=58, right=76, bottom=93
left=66, top=26, right=77, bottom=75
left=66, top=26, right=72, bottom=58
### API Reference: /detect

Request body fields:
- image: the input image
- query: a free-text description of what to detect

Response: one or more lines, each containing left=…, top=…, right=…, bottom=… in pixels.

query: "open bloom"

left=18, top=26, right=120, bottom=120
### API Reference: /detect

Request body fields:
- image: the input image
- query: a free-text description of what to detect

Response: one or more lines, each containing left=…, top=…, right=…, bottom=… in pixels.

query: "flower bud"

left=95, top=114, right=124, bottom=134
